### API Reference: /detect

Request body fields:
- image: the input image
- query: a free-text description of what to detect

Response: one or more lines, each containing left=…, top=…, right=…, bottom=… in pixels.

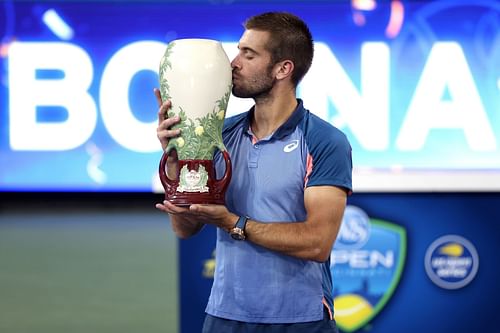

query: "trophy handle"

left=213, top=149, right=232, bottom=195
left=159, top=147, right=177, bottom=193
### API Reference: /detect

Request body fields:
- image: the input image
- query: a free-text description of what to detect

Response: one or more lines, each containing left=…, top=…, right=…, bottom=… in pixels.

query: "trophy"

left=158, top=39, right=232, bottom=206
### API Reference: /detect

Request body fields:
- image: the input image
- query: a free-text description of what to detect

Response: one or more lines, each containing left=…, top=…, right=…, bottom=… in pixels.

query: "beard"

left=232, top=65, right=276, bottom=99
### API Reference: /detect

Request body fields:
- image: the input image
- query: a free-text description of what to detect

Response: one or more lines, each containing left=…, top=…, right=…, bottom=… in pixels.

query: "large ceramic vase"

left=158, top=39, right=232, bottom=206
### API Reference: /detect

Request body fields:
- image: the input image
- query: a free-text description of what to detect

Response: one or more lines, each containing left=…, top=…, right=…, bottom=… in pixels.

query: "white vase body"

left=158, top=39, right=232, bottom=205
left=159, top=38, right=232, bottom=160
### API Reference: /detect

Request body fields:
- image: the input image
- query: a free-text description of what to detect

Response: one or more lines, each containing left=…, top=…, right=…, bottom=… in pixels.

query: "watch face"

left=230, top=227, right=245, bottom=240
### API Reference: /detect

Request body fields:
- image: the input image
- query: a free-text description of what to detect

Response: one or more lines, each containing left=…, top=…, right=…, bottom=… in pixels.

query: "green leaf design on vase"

left=159, top=41, right=175, bottom=104
left=165, top=84, right=231, bottom=160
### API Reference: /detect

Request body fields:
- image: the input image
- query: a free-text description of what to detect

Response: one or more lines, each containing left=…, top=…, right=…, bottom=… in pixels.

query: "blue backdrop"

left=1, top=0, right=499, bottom=191
left=179, top=194, right=500, bottom=332
left=1, top=1, right=499, bottom=332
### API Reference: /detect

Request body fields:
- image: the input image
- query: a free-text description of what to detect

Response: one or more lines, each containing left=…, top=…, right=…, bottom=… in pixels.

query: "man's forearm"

left=244, top=219, right=337, bottom=262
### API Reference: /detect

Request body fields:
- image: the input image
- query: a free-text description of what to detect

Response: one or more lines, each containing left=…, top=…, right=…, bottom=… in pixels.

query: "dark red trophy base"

left=159, top=151, right=231, bottom=206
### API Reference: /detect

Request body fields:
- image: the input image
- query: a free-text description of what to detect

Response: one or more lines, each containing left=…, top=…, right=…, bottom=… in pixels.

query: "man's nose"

left=230, top=56, right=239, bottom=69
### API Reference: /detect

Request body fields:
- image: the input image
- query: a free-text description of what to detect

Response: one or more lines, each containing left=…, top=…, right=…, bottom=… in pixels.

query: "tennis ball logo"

left=334, top=294, right=374, bottom=331
left=439, top=243, right=463, bottom=256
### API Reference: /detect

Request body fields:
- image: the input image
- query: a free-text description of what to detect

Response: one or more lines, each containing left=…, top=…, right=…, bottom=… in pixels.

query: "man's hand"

left=155, top=201, right=237, bottom=234
left=155, top=88, right=181, bottom=179
left=156, top=200, right=238, bottom=238
left=155, top=88, right=181, bottom=152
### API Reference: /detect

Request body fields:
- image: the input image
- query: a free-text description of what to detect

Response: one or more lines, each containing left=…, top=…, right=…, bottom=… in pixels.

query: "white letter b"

left=8, top=42, right=97, bottom=150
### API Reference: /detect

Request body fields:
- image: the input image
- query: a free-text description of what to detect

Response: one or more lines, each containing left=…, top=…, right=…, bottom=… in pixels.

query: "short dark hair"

left=244, top=12, right=314, bottom=87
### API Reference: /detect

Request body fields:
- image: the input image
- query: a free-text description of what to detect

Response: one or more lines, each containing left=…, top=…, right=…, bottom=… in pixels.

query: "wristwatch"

left=230, top=216, right=249, bottom=241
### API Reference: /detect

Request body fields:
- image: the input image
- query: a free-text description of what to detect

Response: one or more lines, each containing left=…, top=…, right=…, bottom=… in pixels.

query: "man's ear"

left=275, top=60, right=294, bottom=80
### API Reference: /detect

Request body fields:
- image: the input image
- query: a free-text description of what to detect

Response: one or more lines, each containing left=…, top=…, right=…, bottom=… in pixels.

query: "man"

left=155, top=12, right=352, bottom=333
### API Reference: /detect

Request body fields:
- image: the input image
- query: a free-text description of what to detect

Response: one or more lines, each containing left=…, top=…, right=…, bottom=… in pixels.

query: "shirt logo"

left=283, top=140, right=299, bottom=153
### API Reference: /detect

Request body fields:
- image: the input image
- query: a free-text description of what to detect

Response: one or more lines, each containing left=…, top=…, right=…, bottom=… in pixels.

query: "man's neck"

left=251, top=88, right=297, bottom=140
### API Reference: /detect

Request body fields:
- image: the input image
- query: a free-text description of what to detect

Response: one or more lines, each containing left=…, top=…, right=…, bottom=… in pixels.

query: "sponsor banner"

left=179, top=194, right=499, bottom=333
left=331, top=206, right=407, bottom=332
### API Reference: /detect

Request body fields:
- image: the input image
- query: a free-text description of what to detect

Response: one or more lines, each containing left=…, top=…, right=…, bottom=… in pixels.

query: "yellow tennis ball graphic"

left=334, top=294, right=374, bottom=331
left=439, top=243, right=463, bottom=256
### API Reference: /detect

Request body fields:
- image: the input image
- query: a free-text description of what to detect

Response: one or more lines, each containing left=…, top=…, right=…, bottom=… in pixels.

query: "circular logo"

left=335, top=206, right=371, bottom=249
left=424, top=235, right=479, bottom=290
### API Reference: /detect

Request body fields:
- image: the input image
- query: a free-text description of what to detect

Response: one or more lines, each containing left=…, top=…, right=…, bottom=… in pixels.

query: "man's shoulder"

left=300, top=109, right=349, bottom=146
left=223, top=111, right=248, bottom=134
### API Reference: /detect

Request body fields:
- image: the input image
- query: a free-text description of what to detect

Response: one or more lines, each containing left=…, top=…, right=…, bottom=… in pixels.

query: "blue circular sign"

left=424, top=234, right=479, bottom=290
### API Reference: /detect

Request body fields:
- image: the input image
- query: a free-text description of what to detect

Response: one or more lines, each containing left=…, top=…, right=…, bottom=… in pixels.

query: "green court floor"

left=0, top=197, right=178, bottom=333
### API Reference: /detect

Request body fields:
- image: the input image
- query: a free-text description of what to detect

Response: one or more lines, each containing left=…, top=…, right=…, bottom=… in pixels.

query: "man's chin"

left=231, top=88, right=250, bottom=99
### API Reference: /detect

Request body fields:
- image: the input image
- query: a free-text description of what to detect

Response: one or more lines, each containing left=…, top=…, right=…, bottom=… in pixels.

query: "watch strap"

left=230, top=216, right=249, bottom=240
left=234, top=215, right=249, bottom=230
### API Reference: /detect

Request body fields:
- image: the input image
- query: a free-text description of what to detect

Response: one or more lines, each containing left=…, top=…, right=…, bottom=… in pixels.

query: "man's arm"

left=187, top=185, right=347, bottom=262
left=244, top=185, right=346, bottom=262
left=156, top=201, right=205, bottom=239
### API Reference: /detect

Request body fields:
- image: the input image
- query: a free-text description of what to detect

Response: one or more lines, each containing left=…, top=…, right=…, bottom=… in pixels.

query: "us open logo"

left=331, top=206, right=406, bottom=332
left=424, top=235, right=479, bottom=290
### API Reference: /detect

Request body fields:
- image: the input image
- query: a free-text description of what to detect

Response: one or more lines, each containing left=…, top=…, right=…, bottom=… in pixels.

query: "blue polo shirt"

left=207, top=99, right=352, bottom=323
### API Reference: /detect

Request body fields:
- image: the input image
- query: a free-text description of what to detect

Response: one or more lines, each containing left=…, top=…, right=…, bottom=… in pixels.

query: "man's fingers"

left=156, top=89, right=172, bottom=125
left=158, top=113, right=180, bottom=132
left=189, top=204, right=219, bottom=216
left=189, top=204, right=205, bottom=213
left=154, top=87, right=165, bottom=125
left=158, top=102, right=172, bottom=125
left=155, top=201, right=186, bottom=214
left=155, top=203, right=168, bottom=212
left=157, top=124, right=181, bottom=138
left=163, top=200, right=193, bottom=214
left=154, top=88, right=163, bottom=107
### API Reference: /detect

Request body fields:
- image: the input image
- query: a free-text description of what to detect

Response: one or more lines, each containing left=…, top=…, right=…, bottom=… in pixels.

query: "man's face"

left=231, top=29, right=276, bottom=99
